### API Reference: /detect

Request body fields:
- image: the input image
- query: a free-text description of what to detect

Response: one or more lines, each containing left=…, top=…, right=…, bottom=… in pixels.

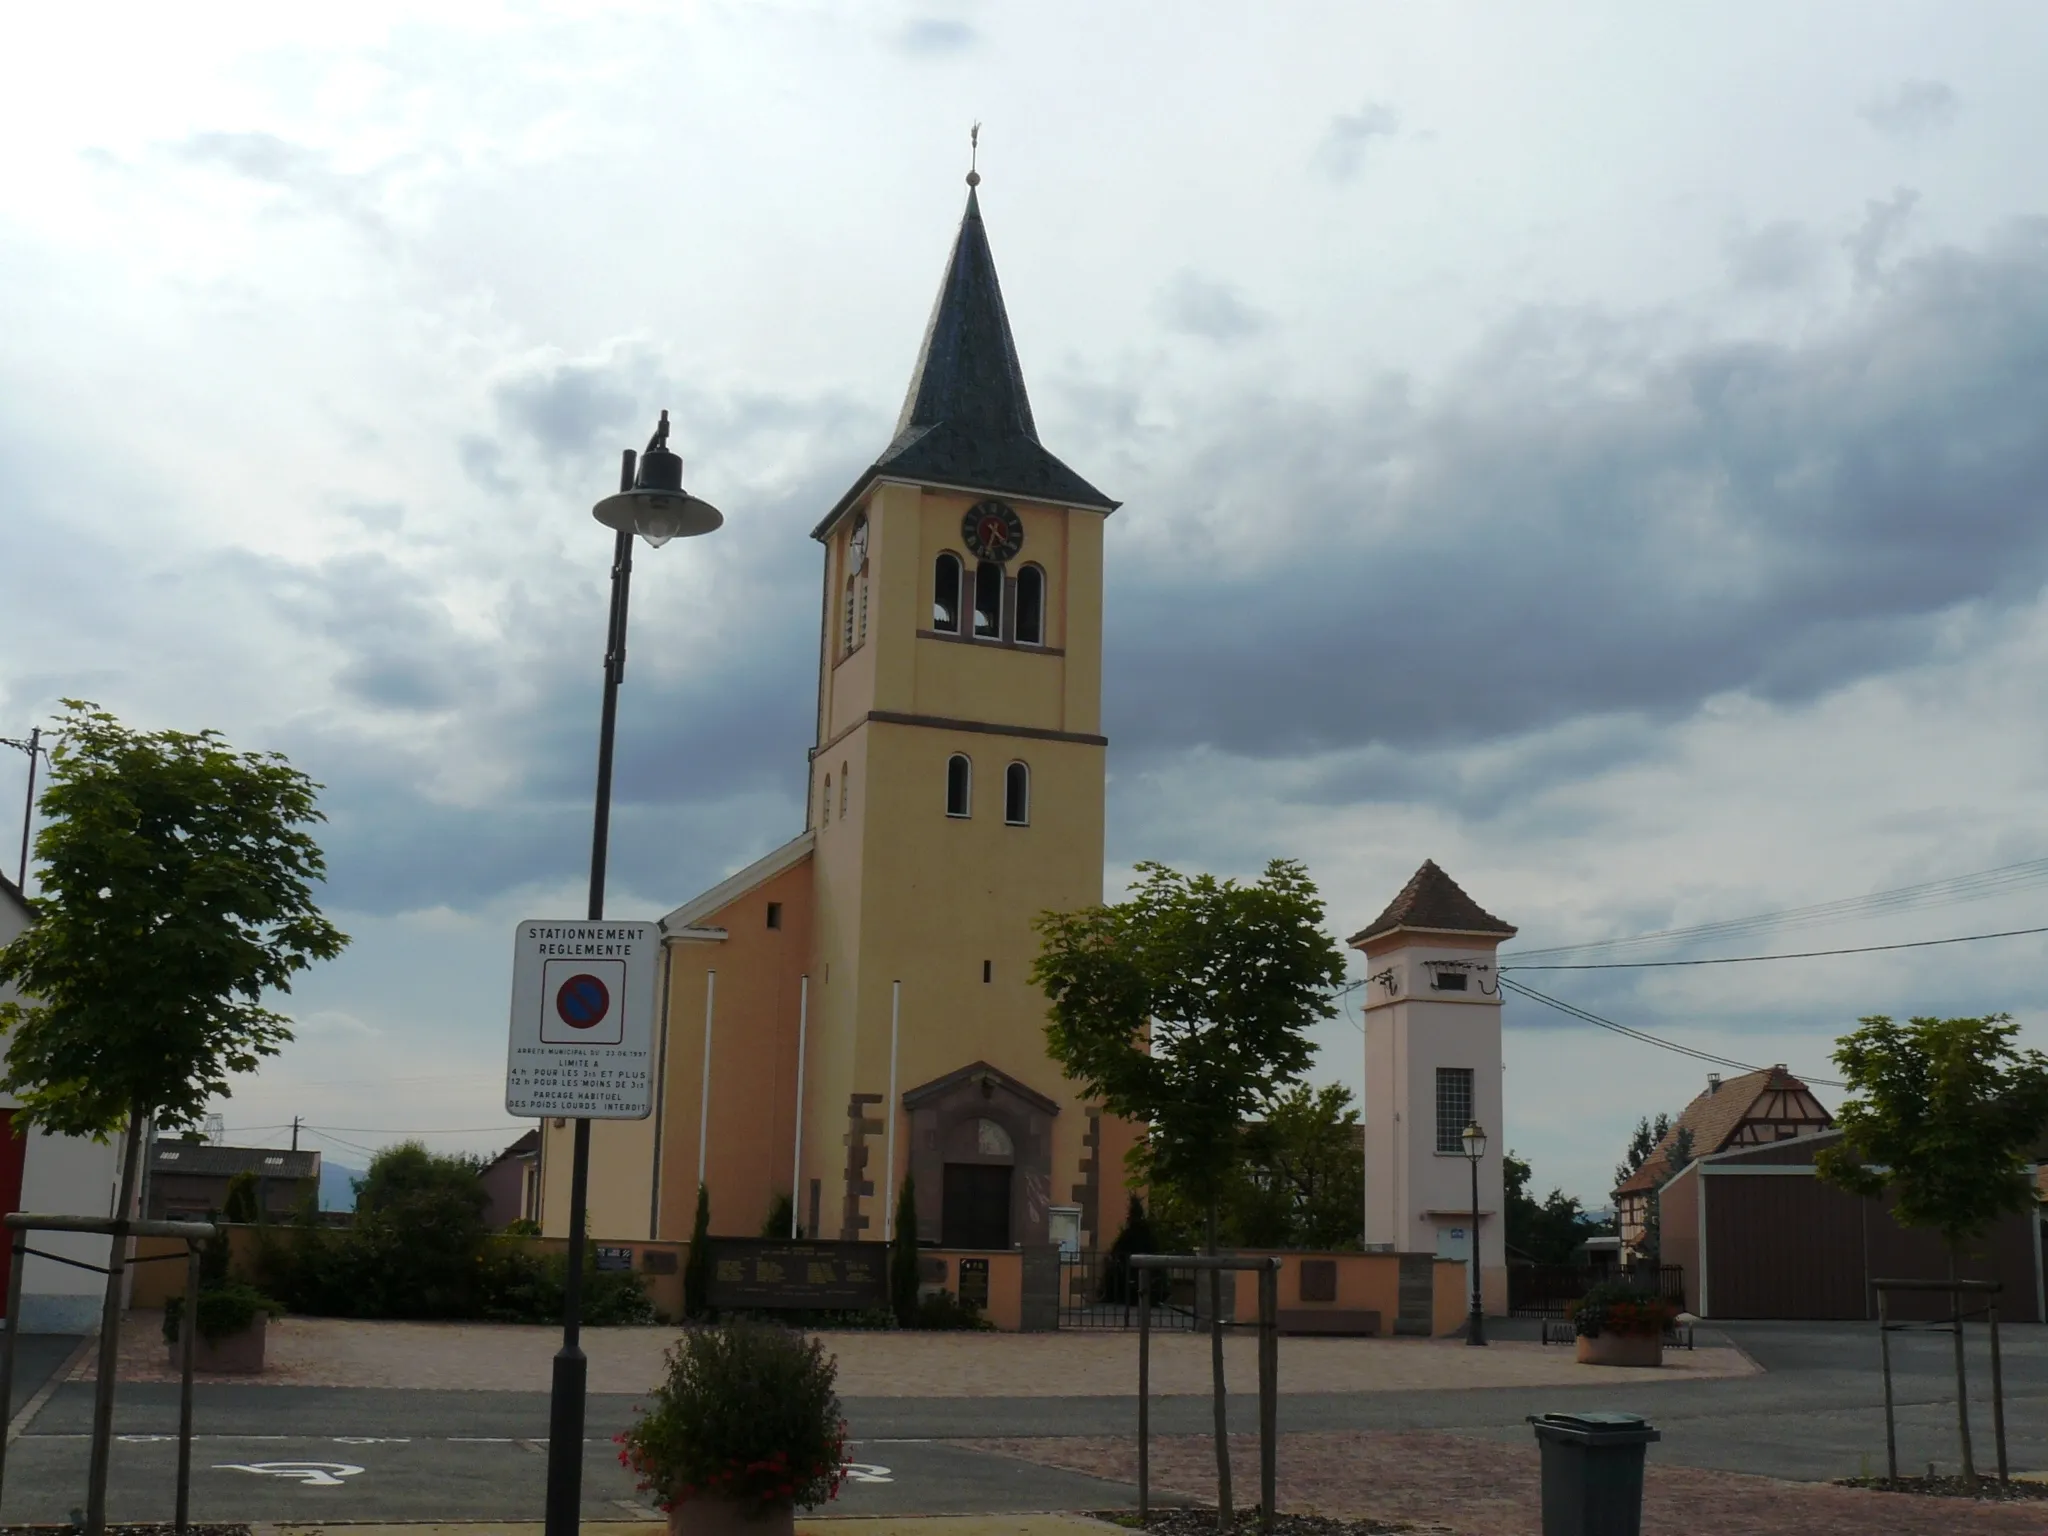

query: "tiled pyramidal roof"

left=816, top=188, right=1115, bottom=534
left=1349, top=860, right=1518, bottom=945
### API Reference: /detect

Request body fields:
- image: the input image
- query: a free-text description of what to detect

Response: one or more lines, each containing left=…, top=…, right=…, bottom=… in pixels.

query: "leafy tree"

left=1816, top=1013, right=2048, bottom=1482
left=1034, top=857, right=1344, bottom=1527
left=761, top=1190, right=796, bottom=1240
left=1504, top=1152, right=1602, bottom=1266
left=221, top=1169, right=263, bottom=1225
left=1613, top=1113, right=1672, bottom=1191
left=1101, top=1193, right=1166, bottom=1306
left=682, top=1184, right=713, bottom=1320
left=0, top=703, right=345, bottom=1532
left=890, top=1175, right=920, bottom=1326
left=342, top=1141, right=490, bottom=1318
left=1237, top=1082, right=1365, bottom=1250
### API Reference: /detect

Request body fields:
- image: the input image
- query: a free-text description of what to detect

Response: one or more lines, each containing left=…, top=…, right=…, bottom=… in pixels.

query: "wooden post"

left=1950, top=1279, right=1976, bottom=1483
left=175, top=1238, right=201, bottom=1534
left=1137, top=1276, right=1151, bottom=1522
left=1258, top=1262, right=1278, bottom=1532
left=1989, top=1305, right=2008, bottom=1484
left=1878, top=1289, right=1897, bottom=1481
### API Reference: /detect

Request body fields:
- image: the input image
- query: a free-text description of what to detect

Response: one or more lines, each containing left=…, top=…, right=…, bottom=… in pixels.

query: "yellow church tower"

left=543, top=175, right=1132, bottom=1260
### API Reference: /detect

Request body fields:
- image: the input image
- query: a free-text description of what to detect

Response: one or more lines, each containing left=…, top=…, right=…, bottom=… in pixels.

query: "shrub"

left=913, top=1289, right=992, bottom=1331
left=163, top=1280, right=283, bottom=1345
left=1569, top=1281, right=1678, bottom=1339
left=889, top=1176, right=919, bottom=1327
left=618, top=1319, right=847, bottom=1514
left=682, top=1185, right=713, bottom=1321
left=760, top=1193, right=795, bottom=1240
left=1101, top=1194, right=1168, bottom=1306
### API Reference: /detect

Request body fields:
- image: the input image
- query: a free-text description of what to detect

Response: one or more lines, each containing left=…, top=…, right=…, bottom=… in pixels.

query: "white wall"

left=2, top=878, right=126, bottom=1334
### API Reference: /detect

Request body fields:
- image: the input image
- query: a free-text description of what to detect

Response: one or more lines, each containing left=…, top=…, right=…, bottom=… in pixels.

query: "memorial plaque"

left=595, top=1245, right=634, bottom=1273
left=704, top=1239, right=888, bottom=1312
left=958, top=1257, right=990, bottom=1312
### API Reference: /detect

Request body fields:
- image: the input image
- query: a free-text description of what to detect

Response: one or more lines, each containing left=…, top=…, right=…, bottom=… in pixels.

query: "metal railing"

left=1, top=1213, right=217, bottom=1536
left=1057, top=1249, right=1200, bottom=1331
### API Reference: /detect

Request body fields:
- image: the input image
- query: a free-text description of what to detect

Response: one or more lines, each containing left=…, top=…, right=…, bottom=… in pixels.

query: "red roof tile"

left=1348, top=860, right=1517, bottom=946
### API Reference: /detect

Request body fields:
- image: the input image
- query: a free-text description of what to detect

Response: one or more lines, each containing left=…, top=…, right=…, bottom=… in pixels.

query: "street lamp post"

left=1461, top=1119, right=1488, bottom=1347
left=543, top=412, right=722, bottom=1536
left=1, top=727, right=49, bottom=889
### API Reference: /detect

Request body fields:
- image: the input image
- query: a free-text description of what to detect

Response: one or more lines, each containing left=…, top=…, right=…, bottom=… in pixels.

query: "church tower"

left=802, top=180, right=1120, bottom=1247
left=545, top=177, right=1132, bottom=1262
left=1349, top=861, right=1515, bottom=1316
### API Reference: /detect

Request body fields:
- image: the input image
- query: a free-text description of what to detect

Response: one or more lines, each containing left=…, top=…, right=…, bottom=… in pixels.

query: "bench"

left=1276, top=1308, right=1380, bottom=1337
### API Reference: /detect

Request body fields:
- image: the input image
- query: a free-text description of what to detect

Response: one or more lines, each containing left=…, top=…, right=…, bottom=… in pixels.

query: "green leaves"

left=1816, top=1013, right=2048, bottom=1250
left=1032, top=857, right=1346, bottom=1222
left=0, top=702, right=349, bottom=1138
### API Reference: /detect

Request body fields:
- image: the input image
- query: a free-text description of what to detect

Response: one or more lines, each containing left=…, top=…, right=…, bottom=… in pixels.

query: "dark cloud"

left=1860, top=80, right=1961, bottom=139
left=895, top=18, right=978, bottom=55
left=493, top=357, right=645, bottom=465
left=1158, top=271, right=1269, bottom=344
left=1314, top=101, right=1399, bottom=181
left=1097, top=221, right=2048, bottom=772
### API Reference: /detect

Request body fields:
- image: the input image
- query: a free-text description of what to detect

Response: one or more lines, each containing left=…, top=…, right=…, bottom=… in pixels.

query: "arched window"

left=946, top=754, right=972, bottom=818
left=822, top=775, right=832, bottom=824
left=839, top=762, right=849, bottom=818
left=1004, top=761, right=1030, bottom=826
left=1015, top=565, right=1045, bottom=646
left=974, top=560, right=1003, bottom=639
left=933, top=553, right=962, bottom=633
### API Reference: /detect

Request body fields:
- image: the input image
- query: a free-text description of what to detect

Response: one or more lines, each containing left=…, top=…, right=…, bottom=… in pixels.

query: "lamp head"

left=592, top=410, right=724, bottom=547
left=1461, top=1120, right=1488, bottom=1161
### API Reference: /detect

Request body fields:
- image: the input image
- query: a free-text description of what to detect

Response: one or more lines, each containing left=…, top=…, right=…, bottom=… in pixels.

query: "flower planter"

left=1575, top=1330, right=1662, bottom=1368
left=667, top=1497, right=795, bottom=1536
left=167, top=1313, right=268, bottom=1374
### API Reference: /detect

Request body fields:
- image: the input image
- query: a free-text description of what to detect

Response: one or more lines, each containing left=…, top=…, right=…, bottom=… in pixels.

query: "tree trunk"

left=1206, top=1203, right=1232, bottom=1530
left=85, top=1108, right=147, bottom=1536
left=1949, top=1244, right=1976, bottom=1484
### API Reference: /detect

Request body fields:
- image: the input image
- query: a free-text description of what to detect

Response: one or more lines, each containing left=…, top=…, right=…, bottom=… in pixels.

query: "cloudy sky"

left=4, top=1, right=2047, bottom=1205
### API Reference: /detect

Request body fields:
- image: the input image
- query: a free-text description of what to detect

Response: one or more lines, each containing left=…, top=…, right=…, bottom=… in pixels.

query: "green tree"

left=0, top=703, right=346, bottom=1534
left=221, top=1168, right=263, bottom=1226
left=1816, top=1013, right=2048, bottom=1482
left=1033, top=857, right=1344, bottom=1526
left=1613, top=1112, right=1672, bottom=1191
left=682, top=1184, right=713, bottom=1320
left=890, top=1175, right=920, bottom=1327
left=1102, top=1193, right=1166, bottom=1306
left=1235, top=1082, right=1365, bottom=1250
left=761, top=1190, right=796, bottom=1240
left=1503, top=1152, right=1602, bottom=1266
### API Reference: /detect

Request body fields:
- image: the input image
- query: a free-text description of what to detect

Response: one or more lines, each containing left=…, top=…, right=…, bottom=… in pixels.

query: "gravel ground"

left=1096, top=1513, right=1423, bottom=1534
left=970, top=1431, right=2048, bottom=1536
left=1836, top=1475, right=2048, bottom=1501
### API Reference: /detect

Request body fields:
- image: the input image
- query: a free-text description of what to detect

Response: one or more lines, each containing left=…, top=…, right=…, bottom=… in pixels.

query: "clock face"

left=961, top=500, right=1024, bottom=563
left=848, top=517, right=869, bottom=571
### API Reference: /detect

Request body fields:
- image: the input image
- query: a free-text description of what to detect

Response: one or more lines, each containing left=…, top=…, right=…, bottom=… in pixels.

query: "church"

left=539, top=177, right=1142, bottom=1254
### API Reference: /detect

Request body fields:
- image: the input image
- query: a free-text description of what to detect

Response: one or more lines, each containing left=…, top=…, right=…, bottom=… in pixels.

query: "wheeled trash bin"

left=1527, top=1411, right=1660, bottom=1536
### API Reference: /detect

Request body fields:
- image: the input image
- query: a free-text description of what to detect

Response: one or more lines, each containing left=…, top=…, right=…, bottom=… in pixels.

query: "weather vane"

left=967, top=121, right=981, bottom=187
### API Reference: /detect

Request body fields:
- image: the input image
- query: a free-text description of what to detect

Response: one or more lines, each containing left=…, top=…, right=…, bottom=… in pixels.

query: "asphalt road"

left=3, top=1320, right=2039, bottom=1522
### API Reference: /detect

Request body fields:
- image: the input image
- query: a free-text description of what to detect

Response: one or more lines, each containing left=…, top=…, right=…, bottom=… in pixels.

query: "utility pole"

left=291, top=1116, right=301, bottom=1152
left=1, top=727, right=49, bottom=889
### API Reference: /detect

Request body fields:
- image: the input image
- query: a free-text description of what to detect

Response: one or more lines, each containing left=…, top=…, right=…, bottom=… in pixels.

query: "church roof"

left=1348, top=860, right=1517, bottom=946
left=660, top=830, right=814, bottom=934
left=813, top=187, right=1116, bottom=538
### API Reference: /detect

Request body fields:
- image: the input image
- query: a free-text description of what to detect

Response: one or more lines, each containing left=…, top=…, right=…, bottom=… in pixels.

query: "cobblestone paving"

left=83, top=1313, right=1754, bottom=1397
left=966, top=1432, right=2048, bottom=1536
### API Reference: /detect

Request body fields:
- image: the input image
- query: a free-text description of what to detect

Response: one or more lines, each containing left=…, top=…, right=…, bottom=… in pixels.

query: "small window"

left=1015, top=565, right=1045, bottom=646
left=1432, top=968, right=1468, bottom=992
left=1435, top=1067, right=1474, bottom=1154
left=982, top=960, right=992, bottom=983
left=946, top=754, right=972, bottom=817
left=1004, top=761, right=1030, bottom=825
left=933, top=553, right=962, bottom=633
left=857, top=575, right=869, bottom=643
left=766, top=902, right=783, bottom=930
left=840, top=762, right=849, bottom=818
left=822, top=775, right=831, bottom=823
left=974, top=560, right=1003, bottom=638
left=842, top=576, right=857, bottom=654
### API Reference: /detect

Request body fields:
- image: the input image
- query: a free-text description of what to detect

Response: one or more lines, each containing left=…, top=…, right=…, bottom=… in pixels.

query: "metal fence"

left=1509, top=1263, right=1683, bottom=1317
left=1057, top=1250, right=1202, bottom=1330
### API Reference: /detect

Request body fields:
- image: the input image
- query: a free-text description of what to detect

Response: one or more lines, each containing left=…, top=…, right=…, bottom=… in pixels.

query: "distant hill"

left=319, top=1159, right=365, bottom=1211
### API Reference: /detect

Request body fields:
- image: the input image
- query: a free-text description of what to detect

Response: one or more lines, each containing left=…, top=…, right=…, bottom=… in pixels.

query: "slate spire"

left=815, top=181, right=1115, bottom=536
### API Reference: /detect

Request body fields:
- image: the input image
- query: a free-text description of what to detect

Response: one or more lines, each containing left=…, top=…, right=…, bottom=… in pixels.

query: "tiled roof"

left=1613, top=1066, right=1818, bottom=1195
left=1347, top=860, right=1517, bottom=946
left=814, top=187, right=1115, bottom=537
left=486, top=1129, right=540, bottom=1167
left=151, top=1143, right=320, bottom=1181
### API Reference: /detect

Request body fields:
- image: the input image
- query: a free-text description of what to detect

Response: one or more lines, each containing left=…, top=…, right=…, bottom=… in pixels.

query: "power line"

left=1502, top=923, right=2048, bottom=970
left=1500, top=975, right=1844, bottom=1088
left=1507, top=854, right=2048, bottom=963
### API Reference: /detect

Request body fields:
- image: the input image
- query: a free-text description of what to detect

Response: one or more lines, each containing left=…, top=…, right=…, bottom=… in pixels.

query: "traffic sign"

left=506, top=919, right=658, bottom=1119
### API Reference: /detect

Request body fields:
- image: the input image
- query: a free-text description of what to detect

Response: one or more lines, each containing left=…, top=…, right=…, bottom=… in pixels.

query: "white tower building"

left=1350, top=861, right=1514, bottom=1317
